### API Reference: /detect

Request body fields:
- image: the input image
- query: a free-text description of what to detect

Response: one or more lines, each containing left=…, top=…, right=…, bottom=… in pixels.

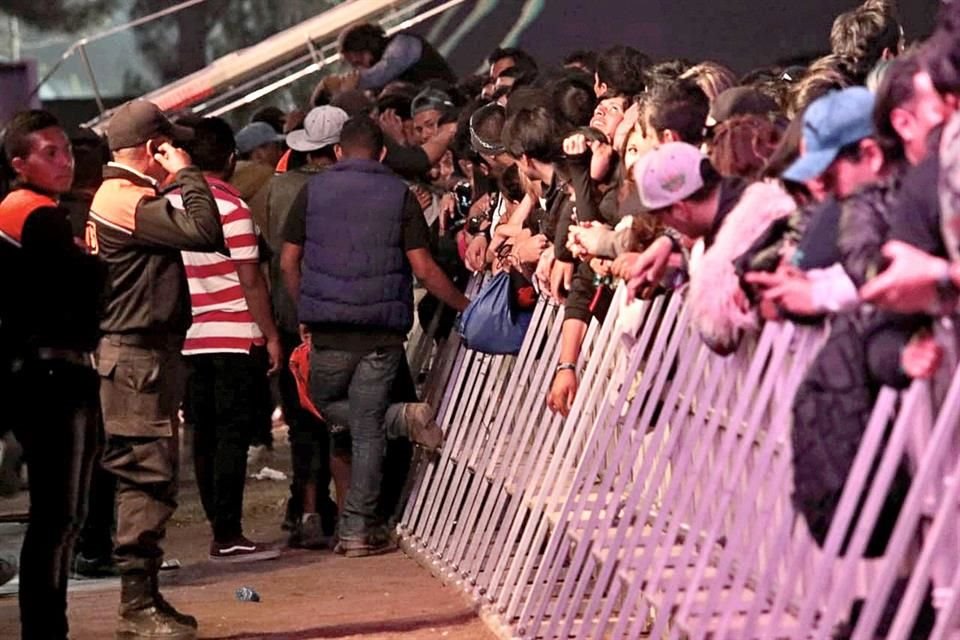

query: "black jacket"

left=89, top=163, right=222, bottom=336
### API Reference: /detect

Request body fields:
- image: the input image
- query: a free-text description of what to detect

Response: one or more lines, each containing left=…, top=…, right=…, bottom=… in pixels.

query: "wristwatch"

left=660, top=227, right=684, bottom=254
left=555, top=362, right=577, bottom=374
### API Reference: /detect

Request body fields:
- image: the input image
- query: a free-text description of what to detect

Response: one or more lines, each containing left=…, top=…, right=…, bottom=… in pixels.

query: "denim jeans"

left=308, top=345, right=402, bottom=538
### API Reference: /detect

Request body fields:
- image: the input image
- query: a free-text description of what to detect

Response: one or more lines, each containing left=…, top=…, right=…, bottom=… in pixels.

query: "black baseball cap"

left=708, top=87, right=779, bottom=125
left=106, top=100, right=194, bottom=151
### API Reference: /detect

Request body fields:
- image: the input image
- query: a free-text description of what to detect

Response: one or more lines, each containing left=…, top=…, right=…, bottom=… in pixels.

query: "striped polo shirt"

left=171, top=177, right=264, bottom=355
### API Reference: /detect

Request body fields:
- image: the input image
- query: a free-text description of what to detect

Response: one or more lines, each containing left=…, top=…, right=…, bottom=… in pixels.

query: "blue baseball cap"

left=235, top=122, right=284, bottom=155
left=782, top=87, right=876, bottom=183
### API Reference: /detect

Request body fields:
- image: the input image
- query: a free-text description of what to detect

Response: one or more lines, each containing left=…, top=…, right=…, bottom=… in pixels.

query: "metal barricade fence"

left=399, top=281, right=960, bottom=639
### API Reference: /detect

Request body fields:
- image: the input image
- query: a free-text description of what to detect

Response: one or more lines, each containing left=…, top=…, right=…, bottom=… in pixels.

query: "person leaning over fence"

left=0, top=110, right=106, bottom=640
left=549, top=84, right=716, bottom=412
left=861, top=0, right=960, bottom=316
left=279, top=116, right=467, bottom=557
left=328, top=22, right=456, bottom=94
left=613, top=143, right=749, bottom=299
left=459, top=101, right=516, bottom=271
left=90, top=100, right=223, bottom=640
left=837, top=53, right=947, bottom=291
left=502, top=105, right=576, bottom=302
left=748, top=85, right=943, bottom=387
left=546, top=128, right=630, bottom=416
left=745, top=88, right=889, bottom=318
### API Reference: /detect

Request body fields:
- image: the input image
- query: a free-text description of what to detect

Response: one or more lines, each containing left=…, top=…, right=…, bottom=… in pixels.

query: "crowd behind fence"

left=399, top=279, right=960, bottom=639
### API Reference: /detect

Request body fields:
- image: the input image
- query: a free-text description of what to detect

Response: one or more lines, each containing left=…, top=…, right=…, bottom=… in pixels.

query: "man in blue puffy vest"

left=280, top=115, right=468, bottom=556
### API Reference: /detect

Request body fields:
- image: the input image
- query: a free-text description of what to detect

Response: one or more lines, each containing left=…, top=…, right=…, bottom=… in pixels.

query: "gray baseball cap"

left=285, top=106, right=349, bottom=152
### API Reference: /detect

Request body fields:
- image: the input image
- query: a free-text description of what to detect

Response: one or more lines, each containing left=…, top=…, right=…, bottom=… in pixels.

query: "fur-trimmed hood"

left=688, top=180, right=798, bottom=355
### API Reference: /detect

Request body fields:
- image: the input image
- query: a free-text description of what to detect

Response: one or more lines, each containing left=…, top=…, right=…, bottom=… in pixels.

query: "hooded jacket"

left=688, top=180, right=797, bottom=355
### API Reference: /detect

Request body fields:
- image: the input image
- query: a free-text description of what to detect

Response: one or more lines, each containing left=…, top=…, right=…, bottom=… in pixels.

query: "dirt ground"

left=0, top=426, right=495, bottom=640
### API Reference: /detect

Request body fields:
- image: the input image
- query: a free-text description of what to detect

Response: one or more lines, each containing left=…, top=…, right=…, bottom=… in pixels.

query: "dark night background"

left=433, top=0, right=941, bottom=75
left=0, top=0, right=944, bottom=129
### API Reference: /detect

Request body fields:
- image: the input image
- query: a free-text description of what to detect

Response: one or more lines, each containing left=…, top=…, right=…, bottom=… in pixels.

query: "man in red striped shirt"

left=174, top=116, right=282, bottom=563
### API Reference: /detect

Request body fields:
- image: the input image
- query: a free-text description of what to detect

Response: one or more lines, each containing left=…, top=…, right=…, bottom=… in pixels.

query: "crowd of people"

left=2, top=0, right=960, bottom=637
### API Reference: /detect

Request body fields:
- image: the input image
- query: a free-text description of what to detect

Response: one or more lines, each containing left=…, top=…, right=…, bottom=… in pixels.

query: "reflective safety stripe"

left=0, top=189, right=56, bottom=245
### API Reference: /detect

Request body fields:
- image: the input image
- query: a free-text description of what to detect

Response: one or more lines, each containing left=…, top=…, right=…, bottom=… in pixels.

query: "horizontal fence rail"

left=399, top=280, right=960, bottom=639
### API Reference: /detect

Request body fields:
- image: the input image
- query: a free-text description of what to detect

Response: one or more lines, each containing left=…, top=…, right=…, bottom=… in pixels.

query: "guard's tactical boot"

left=115, top=572, right=196, bottom=639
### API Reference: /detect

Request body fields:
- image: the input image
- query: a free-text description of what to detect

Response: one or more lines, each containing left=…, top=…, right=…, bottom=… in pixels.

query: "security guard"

left=0, top=110, right=103, bottom=640
left=89, top=100, right=222, bottom=639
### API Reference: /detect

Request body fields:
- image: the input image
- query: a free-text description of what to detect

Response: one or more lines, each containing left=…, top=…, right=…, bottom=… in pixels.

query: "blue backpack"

left=458, top=271, right=533, bottom=355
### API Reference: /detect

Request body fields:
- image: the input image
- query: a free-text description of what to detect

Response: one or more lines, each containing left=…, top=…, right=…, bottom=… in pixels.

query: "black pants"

left=75, top=420, right=116, bottom=561
left=184, top=349, right=271, bottom=542
left=278, top=332, right=335, bottom=529
left=13, top=359, right=99, bottom=640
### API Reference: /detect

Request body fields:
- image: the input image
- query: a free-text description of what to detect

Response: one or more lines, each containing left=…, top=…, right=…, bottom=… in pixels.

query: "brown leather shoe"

left=403, top=402, right=444, bottom=452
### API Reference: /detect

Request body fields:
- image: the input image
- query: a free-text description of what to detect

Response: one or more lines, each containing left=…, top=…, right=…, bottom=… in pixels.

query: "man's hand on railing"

left=612, top=236, right=672, bottom=299
left=901, top=331, right=943, bottom=380
left=745, top=266, right=817, bottom=318
left=547, top=369, right=578, bottom=416
left=551, top=260, right=575, bottom=303
left=567, top=221, right=614, bottom=261
left=590, top=258, right=613, bottom=278
left=536, top=246, right=555, bottom=296
left=514, top=232, right=549, bottom=265
left=464, top=234, right=489, bottom=272
left=860, top=241, right=950, bottom=314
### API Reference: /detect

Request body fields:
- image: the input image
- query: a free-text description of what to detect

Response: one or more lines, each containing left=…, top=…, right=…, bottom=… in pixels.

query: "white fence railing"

left=400, top=282, right=960, bottom=639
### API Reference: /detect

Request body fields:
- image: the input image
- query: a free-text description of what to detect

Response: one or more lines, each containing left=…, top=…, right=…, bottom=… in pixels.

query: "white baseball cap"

left=632, top=142, right=707, bottom=210
left=286, top=106, right=349, bottom=152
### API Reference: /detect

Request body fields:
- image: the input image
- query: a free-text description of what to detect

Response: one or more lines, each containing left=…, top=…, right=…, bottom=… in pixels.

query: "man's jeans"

left=309, top=346, right=402, bottom=538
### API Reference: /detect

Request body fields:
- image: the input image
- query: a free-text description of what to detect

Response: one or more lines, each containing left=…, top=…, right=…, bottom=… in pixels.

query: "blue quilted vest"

left=299, top=159, right=414, bottom=333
